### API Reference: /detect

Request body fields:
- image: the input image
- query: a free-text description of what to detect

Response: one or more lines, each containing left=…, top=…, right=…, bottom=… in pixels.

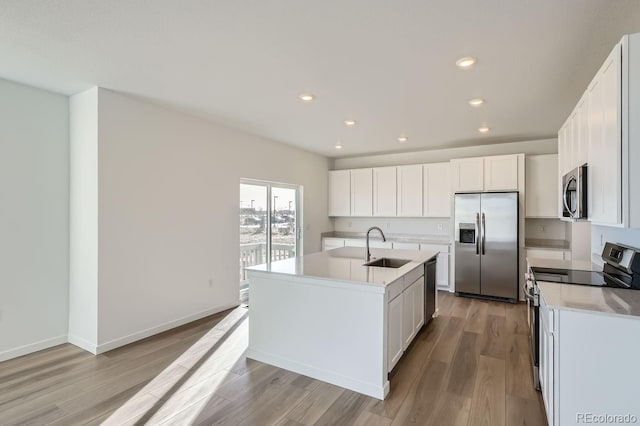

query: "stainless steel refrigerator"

left=454, top=192, right=519, bottom=301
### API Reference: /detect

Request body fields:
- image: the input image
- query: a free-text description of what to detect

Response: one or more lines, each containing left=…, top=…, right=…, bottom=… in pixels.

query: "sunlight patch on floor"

left=101, top=309, right=248, bottom=426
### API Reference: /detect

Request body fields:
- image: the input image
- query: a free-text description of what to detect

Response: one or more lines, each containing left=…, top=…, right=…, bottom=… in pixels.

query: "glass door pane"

left=271, top=186, right=297, bottom=261
left=239, top=183, right=267, bottom=304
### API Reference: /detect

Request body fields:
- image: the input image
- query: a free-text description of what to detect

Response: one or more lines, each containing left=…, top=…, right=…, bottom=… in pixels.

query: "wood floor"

left=0, top=292, right=546, bottom=425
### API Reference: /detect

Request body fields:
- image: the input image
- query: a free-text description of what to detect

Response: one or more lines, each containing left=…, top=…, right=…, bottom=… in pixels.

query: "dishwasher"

left=425, top=257, right=437, bottom=324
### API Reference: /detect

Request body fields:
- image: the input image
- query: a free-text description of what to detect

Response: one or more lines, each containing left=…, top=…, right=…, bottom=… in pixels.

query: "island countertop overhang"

left=246, top=246, right=439, bottom=288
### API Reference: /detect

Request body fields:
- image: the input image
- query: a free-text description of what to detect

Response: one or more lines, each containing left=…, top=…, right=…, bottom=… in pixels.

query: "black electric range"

left=528, top=267, right=629, bottom=288
left=525, top=242, right=640, bottom=391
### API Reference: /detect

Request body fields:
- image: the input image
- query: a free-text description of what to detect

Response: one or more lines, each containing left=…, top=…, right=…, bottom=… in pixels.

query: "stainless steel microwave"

left=562, top=164, right=587, bottom=220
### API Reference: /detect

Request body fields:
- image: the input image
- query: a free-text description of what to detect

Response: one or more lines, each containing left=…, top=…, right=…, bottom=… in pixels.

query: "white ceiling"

left=1, top=1, right=639, bottom=158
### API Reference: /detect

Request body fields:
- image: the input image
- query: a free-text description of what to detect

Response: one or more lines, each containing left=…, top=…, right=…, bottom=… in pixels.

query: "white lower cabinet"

left=420, top=243, right=450, bottom=289
left=539, top=295, right=554, bottom=425
left=402, top=286, right=415, bottom=350
left=525, top=248, right=571, bottom=261
left=388, top=271, right=426, bottom=372
left=343, top=238, right=392, bottom=249
left=402, top=275, right=425, bottom=351
left=538, top=291, right=640, bottom=426
left=413, top=277, right=425, bottom=334
left=387, top=292, right=403, bottom=372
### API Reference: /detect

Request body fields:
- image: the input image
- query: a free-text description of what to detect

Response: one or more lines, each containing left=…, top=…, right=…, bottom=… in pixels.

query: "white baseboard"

left=0, top=335, right=68, bottom=362
left=68, top=334, right=98, bottom=355
left=95, top=302, right=239, bottom=354
left=246, top=348, right=389, bottom=400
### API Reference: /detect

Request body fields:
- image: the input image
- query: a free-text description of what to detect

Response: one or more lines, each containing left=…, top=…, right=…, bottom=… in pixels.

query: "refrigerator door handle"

left=481, top=213, right=486, bottom=255
left=475, top=212, right=480, bottom=255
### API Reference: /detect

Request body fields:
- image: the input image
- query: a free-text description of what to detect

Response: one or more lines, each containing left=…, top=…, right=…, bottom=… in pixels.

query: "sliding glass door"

left=239, top=180, right=301, bottom=304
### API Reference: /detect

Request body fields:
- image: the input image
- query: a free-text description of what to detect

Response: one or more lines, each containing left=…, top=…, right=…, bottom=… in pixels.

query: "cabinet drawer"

left=388, top=278, right=404, bottom=301
left=403, top=265, right=424, bottom=290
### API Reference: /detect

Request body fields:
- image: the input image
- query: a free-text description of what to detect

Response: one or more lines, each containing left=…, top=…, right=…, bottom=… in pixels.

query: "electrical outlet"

left=348, top=221, right=352, bottom=228
left=538, top=225, right=545, bottom=232
left=386, top=222, right=391, bottom=229
left=600, top=234, right=604, bottom=247
left=437, top=223, right=444, bottom=231
left=209, top=279, right=213, bottom=288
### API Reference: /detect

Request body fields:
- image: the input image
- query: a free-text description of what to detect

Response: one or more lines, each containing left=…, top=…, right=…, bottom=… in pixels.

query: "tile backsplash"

left=333, top=217, right=451, bottom=237
left=525, top=218, right=568, bottom=240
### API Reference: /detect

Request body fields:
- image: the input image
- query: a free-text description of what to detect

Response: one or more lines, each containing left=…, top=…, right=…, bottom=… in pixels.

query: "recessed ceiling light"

left=299, top=93, right=315, bottom=102
left=478, top=126, right=490, bottom=133
left=344, top=119, right=357, bottom=127
left=468, top=98, right=485, bottom=107
left=398, top=135, right=408, bottom=143
left=335, top=142, right=343, bottom=149
left=456, top=56, right=477, bottom=69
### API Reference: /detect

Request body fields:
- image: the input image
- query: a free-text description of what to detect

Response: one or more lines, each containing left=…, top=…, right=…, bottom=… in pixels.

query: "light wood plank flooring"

left=0, top=292, right=546, bottom=425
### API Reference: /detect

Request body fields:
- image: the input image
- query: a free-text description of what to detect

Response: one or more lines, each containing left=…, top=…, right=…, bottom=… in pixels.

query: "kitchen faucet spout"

left=366, top=226, right=387, bottom=262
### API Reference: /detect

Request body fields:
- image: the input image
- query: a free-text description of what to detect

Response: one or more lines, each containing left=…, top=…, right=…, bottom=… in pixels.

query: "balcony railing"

left=239, top=243, right=296, bottom=281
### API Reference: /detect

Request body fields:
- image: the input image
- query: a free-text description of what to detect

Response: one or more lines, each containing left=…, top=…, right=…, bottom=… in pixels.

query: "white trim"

left=0, top=335, right=68, bottom=362
left=246, top=348, right=390, bottom=400
left=68, top=334, right=98, bottom=354
left=94, top=302, right=239, bottom=354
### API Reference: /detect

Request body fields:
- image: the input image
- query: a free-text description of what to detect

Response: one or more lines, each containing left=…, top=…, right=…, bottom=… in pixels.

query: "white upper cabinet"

left=450, top=157, right=484, bottom=192
left=373, top=167, right=397, bottom=216
left=397, top=165, right=423, bottom=217
left=575, top=97, right=589, bottom=168
left=350, top=168, right=373, bottom=216
left=484, top=155, right=519, bottom=191
left=451, top=154, right=519, bottom=192
left=328, top=170, right=351, bottom=216
left=423, top=162, right=451, bottom=217
left=526, top=154, right=558, bottom=218
left=588, top=43, right=622, bottom=225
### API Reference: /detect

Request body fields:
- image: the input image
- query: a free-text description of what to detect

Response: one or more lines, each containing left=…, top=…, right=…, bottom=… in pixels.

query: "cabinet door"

left=484, top=155, right=519, bottom=191
left=402, top=286, right=415, bottom=350
left=558, top=125, right=568, bottom=176
left=373, top=167, right=397, bottom=216
left=567, top=111, right=577, bottom=170
left=328, top=170, right=351, bottom=216
left=436, top=253, right=449, bottom=288
left=451, top=157, right=484, bottom=192
left=598, top=44, right=622, bottom=225
left=575, top=97, right=589, bottom=168
left=388, top=294, right=403, bottom=372
left=350, top=168, right=373, bottom=216
left=423, top=163, right=452, bottom=217
left=413, top=278, right=425, bottom=333
left=397, top=165, right=423, bottom=217
left=525, top=154, right=559, bottom=218
left=589, top=44, right=622, bottom=225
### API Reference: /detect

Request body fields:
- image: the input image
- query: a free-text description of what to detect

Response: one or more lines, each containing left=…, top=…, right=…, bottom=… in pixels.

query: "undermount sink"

left=364, top=258, right=411, bottom=268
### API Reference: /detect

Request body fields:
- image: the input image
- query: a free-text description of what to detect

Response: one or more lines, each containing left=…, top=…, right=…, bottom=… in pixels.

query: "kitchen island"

left=245, top=247, right=438, bottom=399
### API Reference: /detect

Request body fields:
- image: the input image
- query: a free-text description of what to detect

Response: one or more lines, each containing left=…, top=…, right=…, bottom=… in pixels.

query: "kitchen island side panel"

left=246, top=272, right=388, bottom=399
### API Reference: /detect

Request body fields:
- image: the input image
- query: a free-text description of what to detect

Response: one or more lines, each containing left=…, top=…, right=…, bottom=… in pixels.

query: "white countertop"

left=246, top=247, right=439, bottom=287
left=538, top=281, right=640, bottom=319
left=528, top=257, right=640, bottom=318
left=526, top=257, right=602, bottom=272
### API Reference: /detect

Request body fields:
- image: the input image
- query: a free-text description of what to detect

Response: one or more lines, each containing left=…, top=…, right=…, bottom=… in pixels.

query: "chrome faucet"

left=366, top=226, right=387, bottom=262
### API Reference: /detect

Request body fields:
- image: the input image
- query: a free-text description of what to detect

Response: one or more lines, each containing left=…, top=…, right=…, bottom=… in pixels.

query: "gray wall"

left=0, top=78, right=69, bottom=360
